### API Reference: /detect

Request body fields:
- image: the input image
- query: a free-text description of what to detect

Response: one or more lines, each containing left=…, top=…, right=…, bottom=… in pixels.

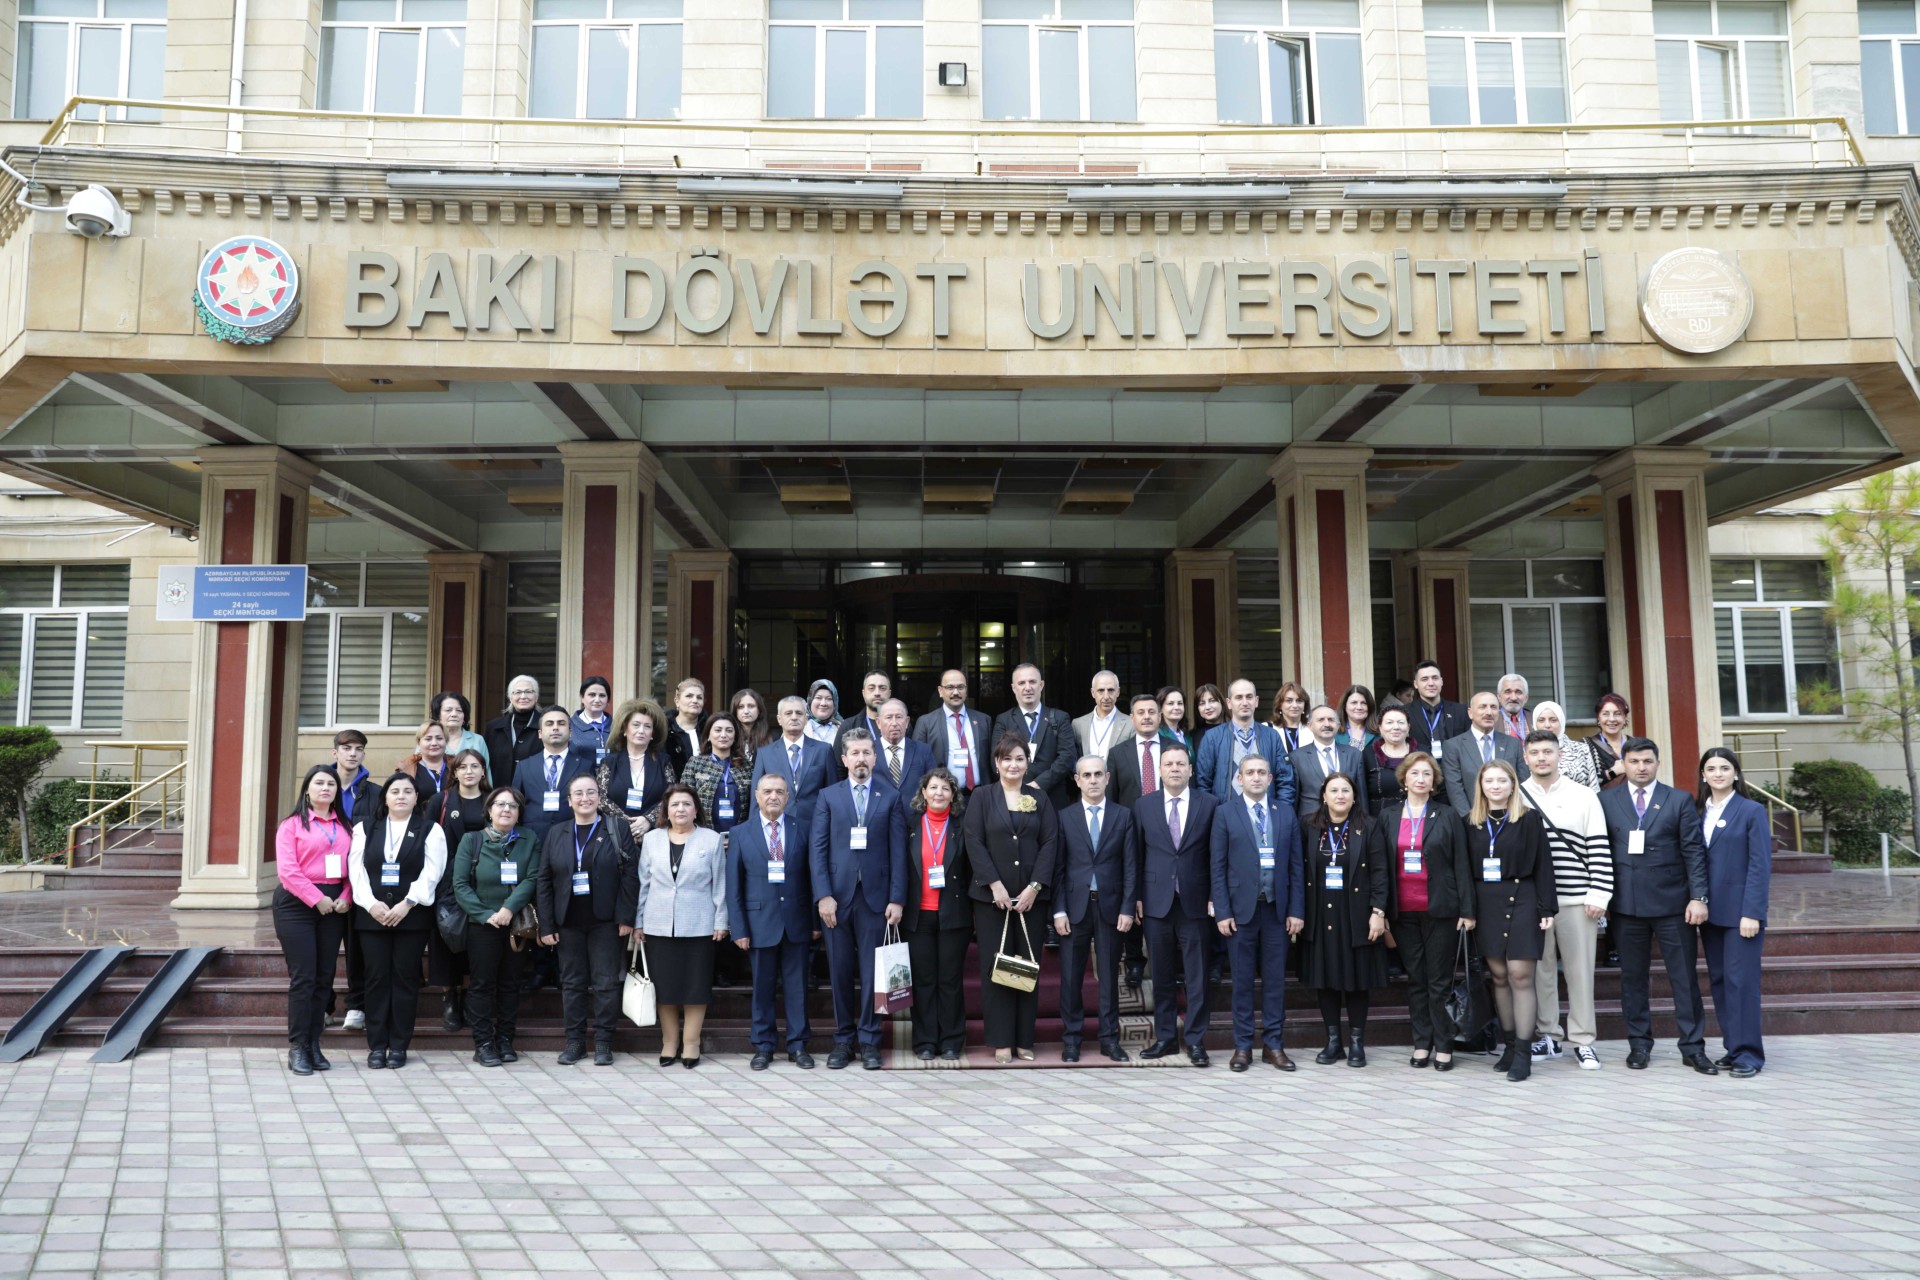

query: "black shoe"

left=938, top=1047, right=961, bottom=1062
left=1626, top=1048, right=1650, bottom=1070
left=659, top=1052, right=681, bottom=1067
left=1140, top=1039, right=1177, bottom=1060
left=1409, top=1052, right=1431, bottom=1069
left=827, top=1045, right=853, bottom=1070
left=1187, top=1044, right=1209, bottom=1068
left=1493, top=1045, right=1515, bottom=1073
left=1683, top=1052, right=1720, bottom=1076
left=789, top=1050, right=816, bottom=1069
left=557, top=1042, right=586, bottom=1066
left=1729, top=1063, right=1761, bottom=1078
left=1061, top=1043, right=1081, bottom=1063
left=1347, top=1032, right=1367, bottom=1068
left=862, top=1048, right=883, bottom=1070
left=366, top=1048, right=388, bottom=1070
left=751, top=1052, right=773, bottom=1071
left=1125, top=963, right=1145, bottom=990
left=1433, top=1054, right=1457, bottom=1073
left=288, top=1044, right=315, bottom=1076
left=308, top=1041, right=331, bottom=1071
left=1229, top=1049, right=1251, bottom=1072
left=915, top=1047, right=936, bottom=1061
left=496, top=1038, right=518, bottom=1064
left=441, top=991, right=463, bottom=1032
left=1102, top=1041, right=1131, bottom=1063
left=1507, top=1053, right=1532, bottom=1082
left=1715, top=1054, right=1735, bottom=1068
left=594, top=1044, right=615, bottom=1067
left=474, top=1043, right=504, bottom=1067
left=682, top=1052, right=701, bottom=1069
left=386, top=1050, right=407, bottom=1069
left=1315, top=1029, right=1346, bottom=1066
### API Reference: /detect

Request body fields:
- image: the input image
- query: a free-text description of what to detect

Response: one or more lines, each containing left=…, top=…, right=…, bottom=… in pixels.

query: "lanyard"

left=1487, top=815, right=1508, bottom=860
left=1404, top=803, right=1427, bottom=849
left=318, top=815, right=339, bottom=848
left=712, top=757, right=736, bottom=799
left=573, top=819, right=600, bottom=871
left=628, top=753, right=649, bottom=802
left=923, top=812, right=949, bottom=863
left=1422, top=704, right=1443, bottom=740
left=423, top=760, right=446, bottom=791
left=383, top=822, right=407, bottom=862
left=1325, top=819, right=1349, bottom=864
left=1281, top=725, right=1299, bottom=753
left=579, top=714, right=608, bottom=746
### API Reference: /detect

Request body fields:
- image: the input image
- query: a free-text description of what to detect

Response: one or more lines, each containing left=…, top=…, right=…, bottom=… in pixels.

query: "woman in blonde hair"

left=1467, top=759, right=1558, bottom=1082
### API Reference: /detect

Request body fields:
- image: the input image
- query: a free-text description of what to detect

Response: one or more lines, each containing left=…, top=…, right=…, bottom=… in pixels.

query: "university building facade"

left=0, top=0, right=1913, bottom=903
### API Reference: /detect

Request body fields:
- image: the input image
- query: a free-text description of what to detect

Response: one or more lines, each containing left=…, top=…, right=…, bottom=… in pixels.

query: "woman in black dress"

left=1365, top=706, right=1414, bottom=819
left=1467, top=759, right=1558, bottom=1082
left=964, top=734, right=1060, bottom=1063
left=1302, top=773, right=1388, bottom=1067
left=429, top=749, right=490, bottom=1031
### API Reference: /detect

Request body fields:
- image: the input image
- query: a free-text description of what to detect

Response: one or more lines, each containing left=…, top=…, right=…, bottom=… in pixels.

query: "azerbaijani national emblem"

left=193, top=236, right=301, bottom=345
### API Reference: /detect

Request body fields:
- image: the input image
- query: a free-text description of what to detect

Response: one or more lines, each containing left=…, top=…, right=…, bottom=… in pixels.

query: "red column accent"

left=1618, top=493, right=1646, bottom=719
left=690, top=578, right=716, bottom=692
left=1655, top=491, right=1700, bottom=771
left=580, top=485, right=617, bottom=681
left=1191, top=578, right=1217, bottom=687
left=262, top=494, right=295, bottom=860
left=1432, top=577, right=1460, bottom=695
left=1285, top=496, right=1300, bottom=678
left=439, top=581, right=468, bottom=691
left=207, top=488, right=256, bottom=867
left=1315, top=489, right=1351, bottom=694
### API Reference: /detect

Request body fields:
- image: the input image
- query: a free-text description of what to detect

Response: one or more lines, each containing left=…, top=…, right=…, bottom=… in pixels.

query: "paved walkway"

left=0, top=1035, right=1917, bottom=1279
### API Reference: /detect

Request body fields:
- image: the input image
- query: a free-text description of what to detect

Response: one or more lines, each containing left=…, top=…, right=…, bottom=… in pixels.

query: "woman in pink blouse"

left=274, top=764, right=354, bottom=1077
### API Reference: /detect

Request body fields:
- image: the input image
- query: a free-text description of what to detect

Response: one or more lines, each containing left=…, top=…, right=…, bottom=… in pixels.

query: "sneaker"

left=341, top=1009, right=366, bottom=1032
left=1574, top=1046, right=1601, bottom=1070
left=1529, top=1036, right=1562, bottom=1060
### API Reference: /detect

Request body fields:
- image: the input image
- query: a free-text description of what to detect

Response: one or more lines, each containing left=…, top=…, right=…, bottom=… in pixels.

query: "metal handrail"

left=61, top=757, right=187, bottom=869
left=1880, top=832, right=1920, bottom=874
left=1746, top=782, right=1804, bottom=853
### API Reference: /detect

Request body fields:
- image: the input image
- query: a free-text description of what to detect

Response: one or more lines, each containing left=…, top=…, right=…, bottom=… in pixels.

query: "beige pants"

left=1533, top=903, right=1599, bottom=1047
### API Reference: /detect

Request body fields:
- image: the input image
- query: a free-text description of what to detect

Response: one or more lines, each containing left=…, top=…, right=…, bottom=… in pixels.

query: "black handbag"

left=435, top=894, right=469, bottom=953
left=1441, top=929, right=1473, bottom=1039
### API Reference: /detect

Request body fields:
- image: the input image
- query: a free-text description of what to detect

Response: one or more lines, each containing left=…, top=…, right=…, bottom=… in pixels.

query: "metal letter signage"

left=194, top=236, right=302, bottom=345
left=1639, top=247, right=1754, bottom=355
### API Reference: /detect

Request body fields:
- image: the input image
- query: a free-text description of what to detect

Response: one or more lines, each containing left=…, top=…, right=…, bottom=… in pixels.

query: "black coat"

left=1466, top=808, right=1559, bottom=915
left=599, top=749, right=674, bottom=828
left=1407, top=699, right=1470, bottom=752
left=1372, top=800, right=1474, bottom=920
left=484, top=710, right=542, bottom=790
left=534, top=816, right=640, bottom=934
left=901, top=808, right=973, bottom=930
left=963, top=784, right=1060, bottom=904
left=1601, top=781, right=1709, bottom=917
left=992, top=705, right=1077, bottom=808
left=1304, top=816, right=1388, bottom=939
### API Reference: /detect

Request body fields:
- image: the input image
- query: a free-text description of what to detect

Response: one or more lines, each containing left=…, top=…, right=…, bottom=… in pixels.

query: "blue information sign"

left=156, top=565, right=308, bottom=622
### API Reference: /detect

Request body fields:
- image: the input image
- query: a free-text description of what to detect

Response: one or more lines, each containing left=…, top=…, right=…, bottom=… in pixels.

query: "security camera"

left=63, top=184, right=129, bottom=238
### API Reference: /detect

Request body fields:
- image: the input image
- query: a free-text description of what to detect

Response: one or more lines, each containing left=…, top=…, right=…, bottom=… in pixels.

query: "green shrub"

left=0, top=727, right=60, bottom=860
left=1832, top=786, right=1916, bottom=863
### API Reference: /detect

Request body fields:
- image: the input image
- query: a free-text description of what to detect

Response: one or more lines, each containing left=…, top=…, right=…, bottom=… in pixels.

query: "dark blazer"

left=992, top=704, right=1077, bottom=807
left=831, top=711, right=885, bottom=770
left=872, top=735, right=934, bottom=799
left=1365, top=745, right=1410, bottom=818
left=484, top=710, right=542, bottom=790
left=1441, top=729, right=1525, bottom=814
left=901, top=806, right=974, bottom=930
left=1704, top=792, right=1772, bottom=926
left=664, top=715, right=709, bottom=779
left=511, top=747, right=598, bottom=842
left=1466, top=808, right=1559, bottom=916
left=1209, top=792, right=1306, bottom=926
left=599, top=749, right=674, bottom=828
left=1289, top=739, right=1370, bottom=820
left=1371, top=800, right=1474, bottom=920
left=1601, top=780, right=1708, bottom=917
left=963, top=783, right=1060, bottom=903
left=1106, top=735, right=1166, bottom=810
left=1137, top=787, right=1218, bottom=919
left=726, top=812, right=814, bottom=948
left=808, top=776, right=910, bottom=913
left=1408, top=698, right=1471, bottom=752
left=1195, top=721, right=1298, bottom=808
left=751, top=734, right=836, bottom=820
left=1304, top=815, right=1388, bottom=937
left=912, top=706, right=993, bottom=789
left=1053, top=799, right=1139, bottom=927
left=533, top=815, right=639, bottom=935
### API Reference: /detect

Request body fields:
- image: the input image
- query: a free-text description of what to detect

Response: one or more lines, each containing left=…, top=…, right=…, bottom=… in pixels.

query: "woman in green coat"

left=453, top=786, right=540, bottom=1067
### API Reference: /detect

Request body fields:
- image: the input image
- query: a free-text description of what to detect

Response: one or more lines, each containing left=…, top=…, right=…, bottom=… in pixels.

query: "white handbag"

left=623, top=934, right=657, bottom=1028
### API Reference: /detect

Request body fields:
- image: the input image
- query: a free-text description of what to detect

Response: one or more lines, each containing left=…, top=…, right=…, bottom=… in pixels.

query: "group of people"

left=271, top=660, right=1772, bottom=1081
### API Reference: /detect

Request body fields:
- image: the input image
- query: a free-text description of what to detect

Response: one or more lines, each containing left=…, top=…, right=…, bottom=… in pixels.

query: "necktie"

left=769, top=821, right=783, bottom=863
left=788, top=742, right=801, bottom=777
left=1254, top=801, right=1267, bottom=845
left=545, top=755, right=560, bottom=789
left=888, top=744, right=902, bottom=786
left=953, top=712, right=975, bottom=789
left=1481, top=734, right=1493, bottom=764
left=1635, top=787, right=1648, bottom=819
left=1087, top=806, right=1101, bottom=893
left=1168, top=795, right=1182, bottom=846
left=854, top=784, right=868, bottom=825
left=1322, top=747, right=1336, bottom=778
left=1026, top=712, right=1038, bottom=739
left=1141, top=740, right=1154, bottom=797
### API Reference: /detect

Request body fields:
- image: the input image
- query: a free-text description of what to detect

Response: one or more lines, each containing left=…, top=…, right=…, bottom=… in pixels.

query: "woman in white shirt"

left=347, top=773, right=447, bottom=1070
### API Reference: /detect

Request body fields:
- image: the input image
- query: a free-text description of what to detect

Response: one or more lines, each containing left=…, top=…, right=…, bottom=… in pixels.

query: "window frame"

left=766, top=1, right=925, bottom=121
left=0, top=563, right=130, bottom=731
left=1652, top=0, right=1791, bottom=122
left=1425, top=33, right=1568, bottom=125
left=503, top=559, right=561, bottom=704
left=1712, top=557, right=1841, bottom=720
left=318, top=1, right=467, bottom=116
left=982, top=1, right=1136, bottom=123
left=14, top=0, right=166, bottom=122
left=1859, top=0, right=1920, bottom=135
left=298, top=561, right=430, bottom=731
left=1468, top=558, right=1608, bottom=723
left=528, top=1, right=684, bottom=120
left=1213, top=2, right=1366, bottom=127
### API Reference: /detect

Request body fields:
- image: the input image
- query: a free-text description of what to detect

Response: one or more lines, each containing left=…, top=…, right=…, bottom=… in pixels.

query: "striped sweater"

left=1521, top=774, right=1613, bottom=909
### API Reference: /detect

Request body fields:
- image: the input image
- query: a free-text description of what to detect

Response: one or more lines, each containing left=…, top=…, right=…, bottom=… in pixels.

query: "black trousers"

left=273, top=887, right=346, bottom=1046
left=1057, top=897, right=1125, bottom=1047
left=326, top=904, right=365, bottom=1016
left=465, top=923, right=525, bottom=1047
left=427, top=927, right=469, bottom=990
left=358, top=926, right=429, bottom=1052
left=974, top=902, right=1041, bottom=1050
left=1614, top=910, right=1706, bottom=1054
left=1145, top=895, right=1209, bottom=1047
left=906, top=912, right=970, bottom=1054
left=1397, top=912, right=1459, bottom=1051
left=557, top=921, right=624, bottom=1047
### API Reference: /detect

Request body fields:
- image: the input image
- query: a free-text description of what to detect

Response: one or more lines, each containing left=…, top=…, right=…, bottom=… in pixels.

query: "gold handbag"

left=990, top=910, right=1041, bottom=992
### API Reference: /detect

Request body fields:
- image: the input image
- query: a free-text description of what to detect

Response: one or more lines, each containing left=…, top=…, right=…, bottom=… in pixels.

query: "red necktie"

left=953, top=712, right=975, bottom=789
left=769, top=821, right=783, bottom=863
left=1141, top=740, right=1154, bottom=797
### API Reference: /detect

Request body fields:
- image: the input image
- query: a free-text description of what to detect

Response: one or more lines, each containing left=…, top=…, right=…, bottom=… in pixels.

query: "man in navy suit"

left=995, top=662, right=1078, bottom=809
left=1211, top=753, right=1306, bottom=1072
left=912, top=668, right=992, bottom=794
left=1136, top=741, right=1219, bottom=1066
left=752, top=696, right=836, bottom=819
left=1602, top=737, right=1716, bottom=1075
left=728, top=774, right=816, bottom=1071
left=1052, top=754, right=1140, bottom=1063
left=1289, top=704, right=1370, bottom=820
left=512, top=706, right=597, bottom=845
left=808, top=728, right=909, bottom=1071
left=873, top=700, right=933, bottom=798
left=1194, top=679, right=1297, bottom=808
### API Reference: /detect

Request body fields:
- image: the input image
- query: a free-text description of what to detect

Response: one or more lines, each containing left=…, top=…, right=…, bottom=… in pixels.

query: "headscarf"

left=804, top=679, right=842, bottom=745
left=1532, top=700, right=1598, bottom=790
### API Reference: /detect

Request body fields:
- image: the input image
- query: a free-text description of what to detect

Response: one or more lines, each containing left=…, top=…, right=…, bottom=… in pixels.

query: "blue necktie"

left=789, top=743, right=801, bottom=777
left=1254, top=802, right=1267, bottom=845
left=1027, top=712, right=1038, bottom=738
left=854, top=784, right=868, bottom=826
left=1087, top=806, right=1101, bottom=894
left=1481, top=735, right=1493, bottom=764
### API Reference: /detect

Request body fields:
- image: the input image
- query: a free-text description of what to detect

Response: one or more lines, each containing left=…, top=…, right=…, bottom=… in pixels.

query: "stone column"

left=668, top=551, right=736, bottom=702
left=1270, top=445, right=1374, bottom=702
left=175, top=446, right=315, bottom=910
left=425, top=551, right=496, bottom=705
left=557, top=443, right=660, bottom=706
left=1395, top=550, right=1474, bottom=700
left=1595, top=447, right=1719, bottom=784
left=1565, top=0, right=1660, bottom=126
left=1164, top=549, right=1237, bottom=696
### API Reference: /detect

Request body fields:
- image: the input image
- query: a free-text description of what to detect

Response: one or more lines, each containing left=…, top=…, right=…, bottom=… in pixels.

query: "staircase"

left=37, top=828, right=183, bottom=893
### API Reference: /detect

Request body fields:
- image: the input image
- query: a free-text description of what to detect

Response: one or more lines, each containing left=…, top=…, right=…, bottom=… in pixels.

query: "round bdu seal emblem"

left=1640, top=247, right=1753, bottom=355
left=193, top=236, right=301, bottom=345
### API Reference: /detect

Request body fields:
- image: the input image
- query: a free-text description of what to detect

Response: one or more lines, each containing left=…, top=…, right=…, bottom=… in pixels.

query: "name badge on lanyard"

left=625, top=786, right=646, bottom=811
left=717, top=798, right=735, bottom=822
left=1323, top=823, right=1347, bottom=890
left=851, top=826, right=868, bottom=850
left=1259, top=849, right=1276, bottom=871
left=572, top=820, right=597, bottom=896
left=1484, top=818, right=1506, bottom=881
left=929, top=864, right=946, bottom=889
left=381, top=859, right=401, bottom=887
left=321, top=821, right=342, bottom=881
left=1404, top=810, right=1426, bottom=875
left=1628, top=829, right=1647, bottom=855
left=572, top=870, right=591, bottom=895
left=544, top=789, right=562, bottom=812
left=768, top=858, right=786, bottom=883
left=499, top=859, right=519, bottom=886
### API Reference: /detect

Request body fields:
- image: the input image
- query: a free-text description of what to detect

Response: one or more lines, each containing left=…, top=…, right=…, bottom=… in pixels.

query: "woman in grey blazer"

left=634, top=783, right=729, bottom=1067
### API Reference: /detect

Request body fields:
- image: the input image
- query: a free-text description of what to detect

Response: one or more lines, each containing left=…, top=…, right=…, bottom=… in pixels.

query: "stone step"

left=1774, top=851, right=1835, bottom=874
left=33, top=868, right=186, bottom=892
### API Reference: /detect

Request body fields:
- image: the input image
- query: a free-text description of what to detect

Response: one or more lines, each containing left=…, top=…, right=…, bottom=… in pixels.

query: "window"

left=1214, top=0, right=1364, bottom=125
left=1713, top=558, right=1839, bottom=718
left=1653, top=0, right=1790, bottom=122
left=318, top=0, right=466, bottom=116
left=529, top=0, right=682, bottom=120
left=1423, top=0, right=1567, bottom=125
left=1237, top=556, right=1286, bottom=700
left=1370, top=558, right=1397, bottom=692
left=13, top=0, right=164, bottom=122
left=1861, top=0, right=1920, bottom=134
left=504, top=561, right=560, bottom=705
left=767, top=0, right=922, bottom=120
left=298, top=562, right=429, bottom=730
left=1469, top=559, right=1609, bottom=719
left=983, top=0, right=1135, bottom=122
left=0, top=564, right=128, bottom=731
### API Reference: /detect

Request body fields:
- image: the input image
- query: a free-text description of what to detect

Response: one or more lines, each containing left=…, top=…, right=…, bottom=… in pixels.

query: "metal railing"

left=1880, top=832, right=1920, bottom=875
left=12, top=97, right=1867, bottom=180
left=1725, top=729, right=1795, bottom=799
left=1745, top=781, right=1805, bottom=854
left=61, top=740, right=187, bottom=869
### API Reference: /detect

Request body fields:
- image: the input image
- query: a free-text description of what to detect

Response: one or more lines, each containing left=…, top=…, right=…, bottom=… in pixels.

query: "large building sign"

left=193, top=236, right=303, bottom=345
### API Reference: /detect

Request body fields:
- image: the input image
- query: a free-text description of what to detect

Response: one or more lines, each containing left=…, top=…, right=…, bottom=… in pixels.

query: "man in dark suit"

left=873, top=700, right=933, bottom=797
left=1105, top=693, right=1166, bottom=806
left=512, top=706, right=598, bottom=845
left=1603, top=737, right=1716, bottom=1074
left=1407, top=659, right=1470, bottom=755
left=1211, top=753, right=1305, bottom=1072
left=752, top=695, right=836, bottom=819
left=728, top=774, right=816, bottom=1071
left=1135, top=741, right=1219, bottom=1066
left=1052, top=754, right=1140, bottom=1062
left=994, top=662, right=1078, bottom=809
left=1495, top=673, right=1532, bottom=739
left=1289, top=704, right=1370, bottom=821
left=1194, top=678, right=1297, bottom=809
left=912, top=668, right=992, bottom=793
left=1440, top=692, right=1524, bottom=814
left=808, top=728, right=909, bottom=1071
left=832, top=669, right=893, bottom=763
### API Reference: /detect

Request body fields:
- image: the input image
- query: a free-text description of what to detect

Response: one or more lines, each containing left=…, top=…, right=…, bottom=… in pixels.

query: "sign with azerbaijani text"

left=156, top=565, right=308, bottom=622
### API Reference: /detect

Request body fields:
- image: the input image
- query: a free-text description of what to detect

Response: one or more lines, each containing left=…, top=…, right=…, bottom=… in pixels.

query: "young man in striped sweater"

left=1519, top=730, right=1612, bottom=1071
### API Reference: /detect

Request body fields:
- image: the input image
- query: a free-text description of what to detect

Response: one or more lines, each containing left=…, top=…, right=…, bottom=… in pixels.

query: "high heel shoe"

left=1015, top=1048, right=1035, bottom=1061
left=682, top=1039, right=702, bottom=1068
left=994, top=1049, right=1013, bottom=1064
left=1409, top=1050, right=1431, bottom=1068
left=1433, top=1053, right=1456, bottom=1072
left=659, top=1050, right=681, bottom=1067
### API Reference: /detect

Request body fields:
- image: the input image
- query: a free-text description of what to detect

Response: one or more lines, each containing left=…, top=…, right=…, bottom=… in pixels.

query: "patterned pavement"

left=0, top=1035, right=1916, bottom=1279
